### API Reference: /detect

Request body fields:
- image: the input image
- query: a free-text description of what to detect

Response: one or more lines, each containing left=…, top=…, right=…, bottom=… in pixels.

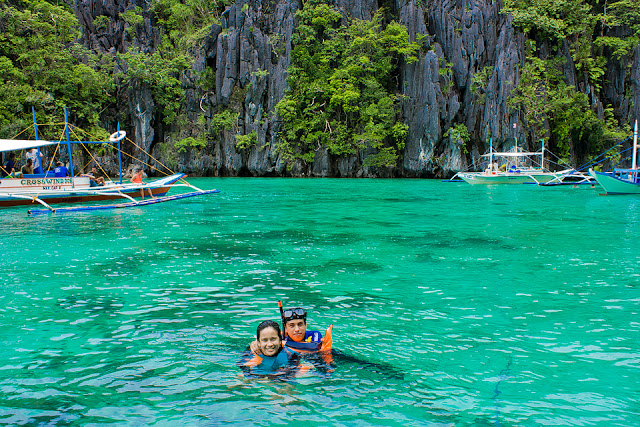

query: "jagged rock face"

left=74, top=0, right=160, bottom=53
left=75, top=0, right=159, bottom=175
left=74, top=0, right=639, bottom=178
left=625, top=46, right=640, bottom=126
left=127, top=79, right=155, bottom=165
left=194, top=0, right=301, bottom=176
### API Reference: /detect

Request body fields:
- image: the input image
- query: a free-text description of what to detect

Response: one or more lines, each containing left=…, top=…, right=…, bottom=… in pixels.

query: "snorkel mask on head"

left=283, top=307, right=306, bottom=322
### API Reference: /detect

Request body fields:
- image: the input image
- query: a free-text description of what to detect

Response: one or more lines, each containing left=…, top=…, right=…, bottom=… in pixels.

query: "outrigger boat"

left=457, top=139, right=568, bottom=185
left=589, top=120, right=640, bottom=194
left=0, top=107, right=219, bottom=214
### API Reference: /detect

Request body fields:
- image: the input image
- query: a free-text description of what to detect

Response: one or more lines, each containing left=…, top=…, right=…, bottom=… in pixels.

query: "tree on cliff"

left=275, top=3, right=418, bottom=169
left=503, top=0, right=636, bottom=163
left=0, top=0, right=113, bottom=137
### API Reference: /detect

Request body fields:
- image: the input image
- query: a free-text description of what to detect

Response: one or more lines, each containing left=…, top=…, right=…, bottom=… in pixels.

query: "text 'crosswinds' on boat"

left=0, top=107, right=219, bottom=214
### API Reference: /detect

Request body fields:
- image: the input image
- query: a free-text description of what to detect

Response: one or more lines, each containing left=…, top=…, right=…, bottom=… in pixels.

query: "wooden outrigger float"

left=0, top=107, right=219, bottom=214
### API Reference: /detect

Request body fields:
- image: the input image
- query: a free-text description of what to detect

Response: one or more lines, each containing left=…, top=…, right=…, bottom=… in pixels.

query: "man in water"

left=249, top=306, right=322, bottom=354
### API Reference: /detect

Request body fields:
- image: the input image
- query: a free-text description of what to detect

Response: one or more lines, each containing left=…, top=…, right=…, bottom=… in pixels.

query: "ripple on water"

left=1, top=179, right=640, bottom=424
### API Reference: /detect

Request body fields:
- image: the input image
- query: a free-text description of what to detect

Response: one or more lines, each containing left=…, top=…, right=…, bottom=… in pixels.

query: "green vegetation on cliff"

left=0, top=0, right=227, bottom=139
left=275, top=2, right=418, bottom=168
left=503, top=0, right=638, bottom=160
left=0, top=0, right=113, bottom=137
left=1, top=0, right=638, bottom=174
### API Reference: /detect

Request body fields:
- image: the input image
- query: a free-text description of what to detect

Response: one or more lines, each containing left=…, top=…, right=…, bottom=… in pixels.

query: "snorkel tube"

left=278, top=300, right=286, bottom=339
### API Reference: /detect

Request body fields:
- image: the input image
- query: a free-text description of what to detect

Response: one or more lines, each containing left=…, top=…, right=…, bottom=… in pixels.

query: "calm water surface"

left=1, top=178, right=639, bottom=425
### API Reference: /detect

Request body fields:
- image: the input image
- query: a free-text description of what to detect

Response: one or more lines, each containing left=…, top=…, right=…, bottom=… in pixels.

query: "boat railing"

left=612, top=168, right=640, bottom=183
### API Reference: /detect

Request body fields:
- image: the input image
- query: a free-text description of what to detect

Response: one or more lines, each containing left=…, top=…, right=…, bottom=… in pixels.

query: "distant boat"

left=589, top=120, right=639, bottom=194
left=0, top=107, right=219, bottom=214
left=458, top=139, right=567, bottom=185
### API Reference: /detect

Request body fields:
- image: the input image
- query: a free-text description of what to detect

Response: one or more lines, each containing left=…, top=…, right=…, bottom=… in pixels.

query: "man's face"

left=285, top=319, right=307, bottom=342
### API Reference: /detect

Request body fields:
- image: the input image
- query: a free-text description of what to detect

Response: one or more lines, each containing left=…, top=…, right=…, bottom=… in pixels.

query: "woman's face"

left=258, top=327, right=282, bottom=356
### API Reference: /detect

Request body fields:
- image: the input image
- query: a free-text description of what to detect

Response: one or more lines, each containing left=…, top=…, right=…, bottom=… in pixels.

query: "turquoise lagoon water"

left=1, top=178, right=639, bottom=425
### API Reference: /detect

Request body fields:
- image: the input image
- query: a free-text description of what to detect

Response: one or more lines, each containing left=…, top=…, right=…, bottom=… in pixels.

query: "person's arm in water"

left=249, top=339, right=263, bottom=355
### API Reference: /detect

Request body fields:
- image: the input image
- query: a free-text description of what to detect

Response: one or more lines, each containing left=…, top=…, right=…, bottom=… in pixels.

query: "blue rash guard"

left=54, top=166, right=69, bottom=177
left=239, top=346, right=301, bottom=378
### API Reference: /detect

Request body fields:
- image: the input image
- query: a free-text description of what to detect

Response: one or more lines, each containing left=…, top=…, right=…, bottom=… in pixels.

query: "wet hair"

left=256, top=320, right=282, bottom=340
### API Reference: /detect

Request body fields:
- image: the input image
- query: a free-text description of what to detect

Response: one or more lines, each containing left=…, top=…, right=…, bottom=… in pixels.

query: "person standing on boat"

left=54, top=161, right=69, bottom=177
left=131, top=167, right=154, bottom=199
left=1, top=153, right=16, bottom=177
left=26, top=148, right=43, bottom=174
left=21, top=158, right=34, bottom=176
left=249, top=307, right=322, bottom=354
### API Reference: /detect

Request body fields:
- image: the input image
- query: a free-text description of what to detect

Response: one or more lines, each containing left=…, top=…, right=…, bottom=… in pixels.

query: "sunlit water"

left=1, top=178, right=639, bottom=425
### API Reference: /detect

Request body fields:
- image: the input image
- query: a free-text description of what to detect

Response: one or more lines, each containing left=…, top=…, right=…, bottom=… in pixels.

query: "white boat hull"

left=458, top=172, right=558, bottom=185
left=0, top=176, right=91, bottom=193
left=589, top=169, right=640, bottom=194
left=0, top=173, right=185, bottom=207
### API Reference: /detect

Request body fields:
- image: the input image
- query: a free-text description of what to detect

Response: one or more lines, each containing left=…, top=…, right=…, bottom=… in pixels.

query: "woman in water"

left=239, top=320, right=305, bottom=379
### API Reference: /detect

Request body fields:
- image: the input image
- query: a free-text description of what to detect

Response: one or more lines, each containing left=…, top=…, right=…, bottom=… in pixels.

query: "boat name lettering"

left=20, top=178, right=72, bottom=185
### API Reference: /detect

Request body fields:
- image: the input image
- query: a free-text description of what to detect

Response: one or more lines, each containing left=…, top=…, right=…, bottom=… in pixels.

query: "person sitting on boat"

left=249, top=307, right=322, bottom=354
left=21, top=158, right=34, bottom=176
left=239, top=320, right=305, bottom=379
left=26, top=148, right=43, bottom=174
left=131, top=167, right=155, bottom=199
left=81, top=167, right=105, bottom=187
left=485, top=162, right=498, bottom=174
left=54, top=161, right=69, bottom=177
left=1, top=153, right=16, bottom=177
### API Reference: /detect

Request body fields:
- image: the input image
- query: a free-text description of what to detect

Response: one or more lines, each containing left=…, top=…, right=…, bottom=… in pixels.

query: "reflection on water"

left=0, top=179, right=639, bottom=424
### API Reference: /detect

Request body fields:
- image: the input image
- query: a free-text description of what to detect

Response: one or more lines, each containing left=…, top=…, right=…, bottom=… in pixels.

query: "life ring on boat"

left=109, top=131, right=126, bottom=142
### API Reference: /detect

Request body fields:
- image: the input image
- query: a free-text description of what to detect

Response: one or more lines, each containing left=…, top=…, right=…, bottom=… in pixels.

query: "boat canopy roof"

left=0, top=139, right=61, bottom=153
left=481, top=151, right=543, bottom=158
left=0, top=138, right=112, bottom=153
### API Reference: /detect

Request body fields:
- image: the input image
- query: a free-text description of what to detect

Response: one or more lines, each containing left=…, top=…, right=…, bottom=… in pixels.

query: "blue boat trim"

left=28, top=189, right=220, bottom=215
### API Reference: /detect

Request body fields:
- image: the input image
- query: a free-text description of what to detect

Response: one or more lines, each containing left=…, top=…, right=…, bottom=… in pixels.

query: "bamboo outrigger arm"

left=0, top=193, right=56, bottom=211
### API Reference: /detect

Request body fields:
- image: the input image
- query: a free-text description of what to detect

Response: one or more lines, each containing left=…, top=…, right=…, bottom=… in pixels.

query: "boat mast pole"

left=64, top=106, right=75, bottom=188
left=117, top=122, right=123, bottom=184
left=633, top=119, right=638, bottom=170
left=490, top=137, right=493, bottom=172
left=513, top=123, right=517, bottom=169
left=32, top=107, right=39, bottom=140
left=31, top=107, right=42, bottom=174
left=541, top=139, right=545, bottom=171
left=633, top=119, right=639, bottom=181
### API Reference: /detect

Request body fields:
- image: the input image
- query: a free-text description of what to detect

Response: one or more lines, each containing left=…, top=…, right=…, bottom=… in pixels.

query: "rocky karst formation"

left=73, top=0, right=640, bottom=178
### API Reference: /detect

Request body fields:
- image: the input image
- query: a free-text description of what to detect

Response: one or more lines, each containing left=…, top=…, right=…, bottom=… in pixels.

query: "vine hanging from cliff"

left=275, top=2, right=418, bottom=168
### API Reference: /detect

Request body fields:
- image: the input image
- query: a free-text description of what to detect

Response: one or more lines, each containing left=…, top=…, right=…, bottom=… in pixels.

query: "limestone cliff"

left=72, top=0, right=640, bottom=178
